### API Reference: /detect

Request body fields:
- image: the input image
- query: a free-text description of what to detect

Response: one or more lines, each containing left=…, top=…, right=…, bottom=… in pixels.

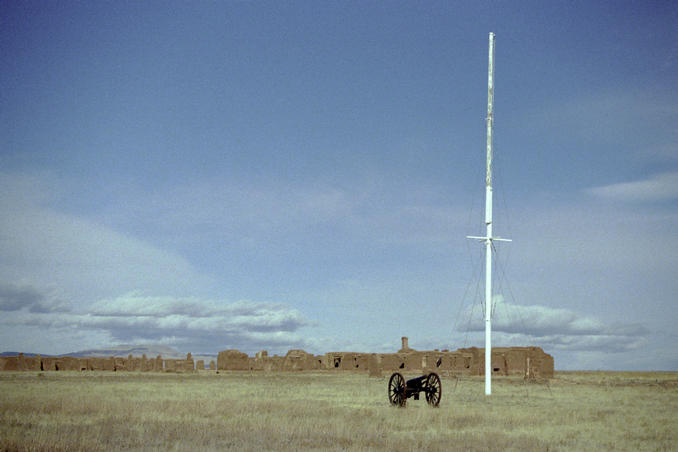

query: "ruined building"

left=216, top=337, right=554, bottom=378
left=1, top=337, right=554, bottom=377
left=0, top=353, right=195, bottom=373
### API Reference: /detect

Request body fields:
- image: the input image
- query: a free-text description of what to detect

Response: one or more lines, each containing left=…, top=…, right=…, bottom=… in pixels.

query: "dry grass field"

left=1, top=370, right=676, bottom=451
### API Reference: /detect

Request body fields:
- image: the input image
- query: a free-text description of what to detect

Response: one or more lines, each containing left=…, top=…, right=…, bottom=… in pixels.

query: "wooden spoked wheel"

left=388, top=372, right=406, bottom=407
left=425, top=372, right=441, bottom=406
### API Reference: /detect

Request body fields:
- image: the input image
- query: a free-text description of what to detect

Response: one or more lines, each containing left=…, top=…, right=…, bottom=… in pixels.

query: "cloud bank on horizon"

left=1, top=2, right=677, bottom=369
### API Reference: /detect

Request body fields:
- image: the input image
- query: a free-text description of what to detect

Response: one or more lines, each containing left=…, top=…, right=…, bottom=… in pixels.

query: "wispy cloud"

left=99, top=177, right=468, bottom=250
left=642, top=144, right=678, bottom=162
left=517, top=90, right=678, bottom=150
left=588, top=171, right=678, bottom=202
left=0, top=172, right=217, bottom=303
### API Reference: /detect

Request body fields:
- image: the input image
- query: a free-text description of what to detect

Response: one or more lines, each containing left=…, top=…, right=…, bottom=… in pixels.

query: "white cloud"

left=89, top=294, right=309, bottom=333
left=463, top=297, right=648, bottom=353
left=588, top=171, right=678, bottom=202
left=0, top=292, right=311, bottom=355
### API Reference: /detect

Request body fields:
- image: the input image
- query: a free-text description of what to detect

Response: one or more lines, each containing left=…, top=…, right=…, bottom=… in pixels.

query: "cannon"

left=388, top=372, right=441, bottom=407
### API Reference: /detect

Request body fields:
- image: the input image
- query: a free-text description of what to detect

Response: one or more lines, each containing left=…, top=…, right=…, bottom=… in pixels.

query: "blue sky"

left=1, top=1, right=677, bottom=370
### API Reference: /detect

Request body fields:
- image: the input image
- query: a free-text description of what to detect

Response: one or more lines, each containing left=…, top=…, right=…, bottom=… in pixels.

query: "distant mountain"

left=1, top=344, right=217, bottom=363
left=67, top=344, right=185, bottom=359
left=1, top=351, right=49, bottom=357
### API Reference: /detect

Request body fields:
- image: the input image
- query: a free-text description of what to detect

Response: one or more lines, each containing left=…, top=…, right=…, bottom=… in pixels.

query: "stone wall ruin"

left=215, top=338, right=554, bottom=378
left=0, top=352, right=195, bottom=373
left=1, top=339, right=553, bottom=377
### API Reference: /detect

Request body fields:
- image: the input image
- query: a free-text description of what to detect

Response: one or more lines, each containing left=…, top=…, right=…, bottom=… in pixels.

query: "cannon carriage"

left=387, top=372, right=441, bottom=407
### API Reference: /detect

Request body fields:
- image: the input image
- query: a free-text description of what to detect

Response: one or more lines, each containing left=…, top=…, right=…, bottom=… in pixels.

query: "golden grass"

left=1, top=370, right=676, bottom=451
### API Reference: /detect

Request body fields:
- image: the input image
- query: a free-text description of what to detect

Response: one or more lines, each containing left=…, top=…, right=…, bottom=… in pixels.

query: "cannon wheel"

left=388, top=372, right=406, bottom=407
left=425, top=372, right=442, bottom=406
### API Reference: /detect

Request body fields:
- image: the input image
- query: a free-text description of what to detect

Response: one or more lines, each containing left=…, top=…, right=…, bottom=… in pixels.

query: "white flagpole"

left=467, top=32, right=511, bottom=396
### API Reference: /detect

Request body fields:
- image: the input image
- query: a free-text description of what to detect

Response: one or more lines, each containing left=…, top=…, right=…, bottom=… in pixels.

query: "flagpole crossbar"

left=466, top=236, right=512, bottom=242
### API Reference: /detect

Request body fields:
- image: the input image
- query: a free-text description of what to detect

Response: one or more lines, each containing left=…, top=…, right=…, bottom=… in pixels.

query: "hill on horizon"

left=1, top=344, right=217, bottom=361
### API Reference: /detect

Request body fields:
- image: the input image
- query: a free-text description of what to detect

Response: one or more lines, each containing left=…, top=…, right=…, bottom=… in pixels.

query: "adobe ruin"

left=0, top=339, right=553, bottom=377
left=0, top=352, right=197, bottom=373
left=216, top=338, right=554, bottom=378
left=216, top=349, right=249, bottom=371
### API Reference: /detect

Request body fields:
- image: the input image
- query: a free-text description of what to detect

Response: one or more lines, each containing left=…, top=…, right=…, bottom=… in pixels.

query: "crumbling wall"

left=524, top=347, right=554, bottom=378
left=62, top=357, right=86, bottom=371
left=324, top=353, right=344, bottom=370
left=21, top=354, right=42, bottom=371
left=33, top=356, right=84, bottom=371
left=163, top=360, right=176, bottom=372
left=163, top=358, right=194, bottom=373
left=323, top=352, right=368, bottom=371
left=283, top=350, right=322, bottom=371
left=374, top=345, right=554, bottom=378
left=350, top=354, right=368, bottom=370
left=217, top=349, right=249, bottom=371
left=124, top=355, right=143, bottom=371
left=269, top=356, right=285, bottom=371
left=87, top=358, right=105, bottom=371
left=250, top=351, right=267, bottom=371
left=180, top=353, right=195, bottom=372
left=0, top=356, right=18, bottom=370
left=368, top=354, right=382, bottom=377
left=140, top=354, right=153, bottom=372
left=379, top=354, right=400, bottom=371
left=455, top=347, right=554, bottom=378
left=0, top=354, right=42, bottom=371
left=503, top=348, right=527, bottom=376
left=181, top=358, right=195, bottom=373
left=421, top=352, right=449, bottom=372
left=0, top=340, right=553, bottom=376
left=153, top=355, right=162, bottom=372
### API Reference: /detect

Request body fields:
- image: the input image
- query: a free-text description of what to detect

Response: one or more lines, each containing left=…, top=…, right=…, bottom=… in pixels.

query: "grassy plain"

left=0, top=370, right=676, bottom=451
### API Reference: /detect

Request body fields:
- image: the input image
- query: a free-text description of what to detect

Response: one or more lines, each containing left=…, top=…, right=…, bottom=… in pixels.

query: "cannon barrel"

left=406, top=375, right=428, bottom=391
